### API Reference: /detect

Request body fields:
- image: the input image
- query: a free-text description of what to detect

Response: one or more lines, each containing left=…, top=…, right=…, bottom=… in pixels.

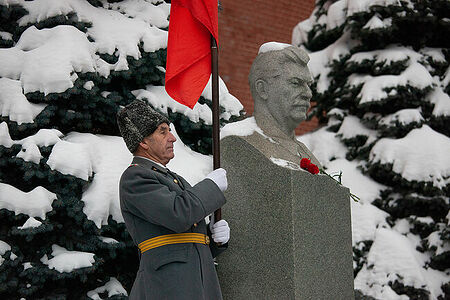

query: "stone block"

left=217, top=136, right=354, bottom=299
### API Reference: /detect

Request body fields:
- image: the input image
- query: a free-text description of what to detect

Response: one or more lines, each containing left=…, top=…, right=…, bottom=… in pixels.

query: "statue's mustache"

left=293, top=99, right=310, bottom=107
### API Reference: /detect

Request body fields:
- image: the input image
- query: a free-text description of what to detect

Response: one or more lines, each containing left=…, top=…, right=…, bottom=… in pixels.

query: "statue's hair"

left=248, top=46, right=310, bottom=100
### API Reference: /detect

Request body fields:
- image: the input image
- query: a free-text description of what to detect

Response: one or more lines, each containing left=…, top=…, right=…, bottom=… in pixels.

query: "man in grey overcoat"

left=117, top=100, right=230, bottom=300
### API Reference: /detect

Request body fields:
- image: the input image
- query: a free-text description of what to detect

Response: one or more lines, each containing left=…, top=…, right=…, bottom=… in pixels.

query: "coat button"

left=193, top=223, right=198, bottom=227
left=173, top=179, right=178, bottom=184
left=205, top=236, right=210, bottom=245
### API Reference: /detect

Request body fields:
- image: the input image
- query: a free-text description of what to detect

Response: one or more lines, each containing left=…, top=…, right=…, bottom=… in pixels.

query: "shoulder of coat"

left=128, top=163, right=166, bottom=174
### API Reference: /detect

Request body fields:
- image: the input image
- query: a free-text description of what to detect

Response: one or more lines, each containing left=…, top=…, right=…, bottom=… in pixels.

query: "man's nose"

left=168, top=132, right=177, bottom=142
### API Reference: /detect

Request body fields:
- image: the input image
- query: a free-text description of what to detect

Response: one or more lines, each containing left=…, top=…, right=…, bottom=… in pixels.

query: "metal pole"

left=211, top=36, right=222, bottom=221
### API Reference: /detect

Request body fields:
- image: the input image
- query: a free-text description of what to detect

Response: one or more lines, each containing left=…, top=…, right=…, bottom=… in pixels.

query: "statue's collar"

left=254, top=112, right=295, bottom=141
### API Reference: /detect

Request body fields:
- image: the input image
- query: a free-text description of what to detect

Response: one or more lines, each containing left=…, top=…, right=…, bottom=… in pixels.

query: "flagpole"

left=211, top=36, right=222, bottom=222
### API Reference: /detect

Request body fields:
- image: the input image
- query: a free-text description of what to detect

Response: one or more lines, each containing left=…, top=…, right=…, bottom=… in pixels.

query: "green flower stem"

left=319, top=169, right=360, bottom=202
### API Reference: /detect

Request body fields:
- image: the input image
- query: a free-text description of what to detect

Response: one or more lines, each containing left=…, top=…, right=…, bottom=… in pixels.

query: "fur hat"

left=116, top=100, right=170, bottom=153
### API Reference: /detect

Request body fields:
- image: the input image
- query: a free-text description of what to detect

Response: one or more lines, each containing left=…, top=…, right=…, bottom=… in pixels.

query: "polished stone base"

left=217, top=136, right=354, bottom=300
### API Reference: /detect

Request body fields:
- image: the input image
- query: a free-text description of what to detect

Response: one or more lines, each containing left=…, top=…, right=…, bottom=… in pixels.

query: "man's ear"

left=255, top=79, right=268, bottom=100
left=138, top=139, right=149, bottom=150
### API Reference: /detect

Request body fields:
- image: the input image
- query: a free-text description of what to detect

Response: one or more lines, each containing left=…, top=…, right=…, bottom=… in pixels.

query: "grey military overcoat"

left=119, top=156, right=227, bottom=300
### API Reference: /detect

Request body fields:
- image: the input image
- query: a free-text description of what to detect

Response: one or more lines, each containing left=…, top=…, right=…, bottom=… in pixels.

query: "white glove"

left=210, top=219, right=230, bottom=244
left=205, top=168, right=228, bottom=192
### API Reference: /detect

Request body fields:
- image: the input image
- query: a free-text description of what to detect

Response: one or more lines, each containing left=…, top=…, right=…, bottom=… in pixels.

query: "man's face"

left=141, top=123, right=176, bottom=165
left=265, top=62, right=313, bottom=129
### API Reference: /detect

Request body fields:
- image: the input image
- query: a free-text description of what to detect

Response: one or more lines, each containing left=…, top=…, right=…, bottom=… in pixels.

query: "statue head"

left=249, top=43, right=313, bottom=136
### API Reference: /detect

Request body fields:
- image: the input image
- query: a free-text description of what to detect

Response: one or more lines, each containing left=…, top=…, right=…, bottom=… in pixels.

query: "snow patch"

left=87, top=277, right=128, bottom=299
left=308, top=31, right=358, bottom=93
left=326, top=159, right=386, bottom=204
left=297, top=127, right=347, bottom=166
left=47, top=140, right=93, bottom=180
left=0, top=31, right=13, bottom=40
left=107, top=0, right=170, bottom=29
left=370, top=125, right=450, bottom=188
left=18, top=217, right=42, bottom=229
left=426, top=230, right=450, bottom=256
left=426, top=87, right=450, bottom=117
left=166, top=124, right=213, bottom=185
left=350, top=63, right=433, bottom=105
left=201, top=76, right=243, bottom=121
left=0, top=0, right=168, bottom=95
left=61, top=133, right=130, bottom=228
left=292, top=17, right=313, bottom=46
left=337, top=115, right=377, bottom=143
left=258, top=42, right=292, bottom=54
left=41, top=244, right=95, bottom=273
left=347, top=0, right=399, bottom=16
left=363, top=15, right=392, bottom=29
left=15, top=25, right=96, bottom=94
left=83, top=81, right=94, bottom=90
left=0, top=122, right=14, bottom=147
left=23, top=262, right=33, bottom=270
left=379, top=108, right=424, bottom=126
left=270, top=157, right=302, bottom=170
left=355, top=227, right=445, bottom=299
left=221, top=117, right=261, bottom=139
left=133, top=86, right=213, bottom=125
left=18, top=129, right=63, bottom=147
left=16, top=142, right=43, bottom=164
left=0, top=240, right=12, bottom=266
left=0, top=184, right=57, bottom=219
left=98, top=236, right=119, bottom=244
left=0, top=78, right=47, bottom=124
left=326, top=0, right=347, bottom=30
left=133, top=77, right=242, bottom=125
left=348, top=46, right=418, bottom=65
left=421, top=48, right=446, bottom=63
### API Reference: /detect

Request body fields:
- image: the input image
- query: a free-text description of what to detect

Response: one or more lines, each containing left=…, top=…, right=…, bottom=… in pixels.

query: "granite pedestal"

left=217, top=135, right=354, bottom=299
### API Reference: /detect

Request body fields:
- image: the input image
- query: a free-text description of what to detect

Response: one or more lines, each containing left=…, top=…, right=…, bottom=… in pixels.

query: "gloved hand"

left=205, top=168, right=228, bottom=192
left=210, top=219, right=230, bottom=244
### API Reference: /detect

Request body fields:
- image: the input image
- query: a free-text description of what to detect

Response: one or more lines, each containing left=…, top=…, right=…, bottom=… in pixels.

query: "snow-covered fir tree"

left=293, top=0, right=449, bottom=299
left=0, top=0, right=244, bottom=298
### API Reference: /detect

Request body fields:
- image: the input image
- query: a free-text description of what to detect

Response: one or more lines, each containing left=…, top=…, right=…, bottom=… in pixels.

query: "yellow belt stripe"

left=139, top=236, right=207, bottom=247
left=140, top=238, right=206, bottom=252
left=139, top=233, right=205, bottom=246
left=138, top=233, right=209, bottom=253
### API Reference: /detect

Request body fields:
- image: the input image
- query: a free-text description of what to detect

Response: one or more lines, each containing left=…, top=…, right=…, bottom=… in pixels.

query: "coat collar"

left=132, top=156, right=168, bottom=174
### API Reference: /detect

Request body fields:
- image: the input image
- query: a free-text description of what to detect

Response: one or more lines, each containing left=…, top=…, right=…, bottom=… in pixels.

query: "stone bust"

left=232, top=42, right=321, bottom=168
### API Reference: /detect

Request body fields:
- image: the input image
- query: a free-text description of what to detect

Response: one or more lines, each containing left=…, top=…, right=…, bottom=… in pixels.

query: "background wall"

left=218, top=0, right=317, bottom=135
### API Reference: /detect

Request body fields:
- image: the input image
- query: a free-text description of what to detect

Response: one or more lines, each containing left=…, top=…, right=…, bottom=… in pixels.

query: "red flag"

left=165, top=0, right=219, bottom=109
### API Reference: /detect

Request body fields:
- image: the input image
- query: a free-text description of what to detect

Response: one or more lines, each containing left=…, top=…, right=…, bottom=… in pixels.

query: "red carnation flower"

left=307, top=163, right=320, bottom=175
left=300, top=158, right=311, bottom=169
